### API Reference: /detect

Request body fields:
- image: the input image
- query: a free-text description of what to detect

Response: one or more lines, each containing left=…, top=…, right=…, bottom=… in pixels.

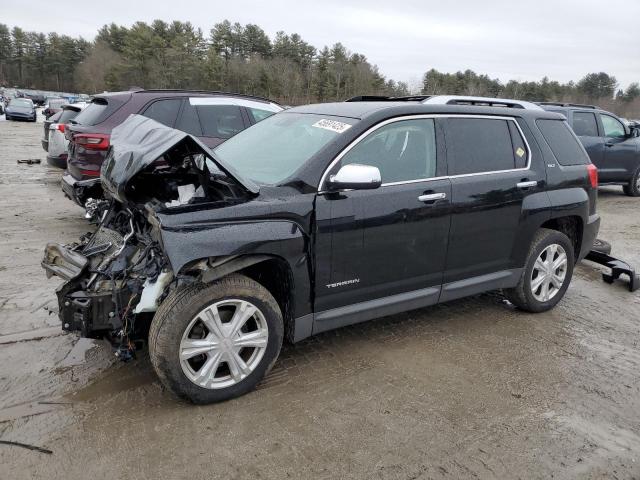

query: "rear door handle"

left=418, top=192, right=447, bottom=203
left=516, top=180, right=538, bottom=189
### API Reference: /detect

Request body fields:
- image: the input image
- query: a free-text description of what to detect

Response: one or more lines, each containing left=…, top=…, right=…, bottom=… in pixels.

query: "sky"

left=4, top=0, right=640, bottom=90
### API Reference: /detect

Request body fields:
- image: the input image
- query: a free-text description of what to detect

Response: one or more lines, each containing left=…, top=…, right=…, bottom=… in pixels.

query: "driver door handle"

left=605, top=142, right=615, bottom=147
left=418, top=192, right=447, bottom=203
left=516, top=180, right=538, bottom=189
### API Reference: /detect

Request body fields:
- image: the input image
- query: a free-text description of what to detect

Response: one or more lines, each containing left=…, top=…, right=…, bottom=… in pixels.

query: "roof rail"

left=537, top=102, right=597, bottom=109
left=423, top=95, right=543, bottom=110
left=346, top=95, right=432, bottom=102
left=131, top=89, right=276, bottom=104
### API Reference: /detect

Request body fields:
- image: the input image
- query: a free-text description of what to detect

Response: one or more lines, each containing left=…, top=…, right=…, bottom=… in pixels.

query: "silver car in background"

left=44, top=103, right=88, bottom=168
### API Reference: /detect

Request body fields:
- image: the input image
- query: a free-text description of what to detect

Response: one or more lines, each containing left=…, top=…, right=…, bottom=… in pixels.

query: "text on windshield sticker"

left=312, top=119, right=352, bottom=134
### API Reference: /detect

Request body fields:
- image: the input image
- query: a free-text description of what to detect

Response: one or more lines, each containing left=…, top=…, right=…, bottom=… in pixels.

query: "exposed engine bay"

left=42, top=115, right=256, bottom=360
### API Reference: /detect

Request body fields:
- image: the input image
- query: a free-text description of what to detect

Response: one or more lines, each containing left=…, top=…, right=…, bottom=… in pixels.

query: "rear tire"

left=623, top=169, right=640, bottom=197
left=504, top=228, right=574, bottom=313
left=149, top=274, right=283, bottom=404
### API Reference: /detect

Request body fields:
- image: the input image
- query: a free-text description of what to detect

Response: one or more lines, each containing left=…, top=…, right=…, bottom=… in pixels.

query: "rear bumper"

left=61, top=173, right=102, bottom=206
left=47, top=153, right=67, bottom=169
left=579, top=214, right=601, bottom=261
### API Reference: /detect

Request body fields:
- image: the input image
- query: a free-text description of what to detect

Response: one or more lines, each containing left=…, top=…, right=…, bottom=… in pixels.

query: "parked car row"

left=42, top=103, right=88, bottom=168
left=538, top=103, right=640, bottom=196
left=4, top=97, right=37, bottom=121
left=58, top=89, right=283, bottom=205
left=41, top=90, right=610, bottom=404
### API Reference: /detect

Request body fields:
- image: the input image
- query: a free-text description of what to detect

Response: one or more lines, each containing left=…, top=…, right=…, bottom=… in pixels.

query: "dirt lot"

left=1, top=117, right=639, bottom=479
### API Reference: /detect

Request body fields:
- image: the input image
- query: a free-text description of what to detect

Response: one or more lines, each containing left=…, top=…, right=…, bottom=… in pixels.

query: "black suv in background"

left=62, top=90, right=283, bottom=205
left=540, top=103, right=640, bottom=196
left=43, top=102, right=599, bottom=404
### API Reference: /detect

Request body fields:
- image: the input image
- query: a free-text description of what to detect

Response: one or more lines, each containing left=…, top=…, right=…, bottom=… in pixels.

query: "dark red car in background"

left=62, top=89, right=283, bottom=205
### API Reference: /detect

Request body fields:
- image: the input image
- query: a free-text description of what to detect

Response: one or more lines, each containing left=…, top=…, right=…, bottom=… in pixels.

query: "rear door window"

left=445, top=118, right=520, bottom=175
left=142, top=98, right=182, bottom=127
left=537, top=119, right=590, bottom=165
left=195, top=104, right=245, bottom=138
left=572, top=112, right=599, bottom=137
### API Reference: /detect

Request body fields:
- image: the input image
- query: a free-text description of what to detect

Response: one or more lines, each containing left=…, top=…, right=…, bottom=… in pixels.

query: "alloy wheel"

left=180, top=299, right=269, bottom=389
left=530, top=244, right=568, bottom=302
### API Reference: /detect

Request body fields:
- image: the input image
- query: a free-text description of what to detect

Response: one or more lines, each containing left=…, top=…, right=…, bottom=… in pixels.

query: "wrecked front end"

left=42, top=115, right=258, bottom=359
left=42, top=206, right=170, bottom=359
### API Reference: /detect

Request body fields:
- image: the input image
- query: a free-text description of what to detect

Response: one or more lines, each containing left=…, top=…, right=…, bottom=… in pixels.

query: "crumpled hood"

left=101, top=114, right=259, bottom=203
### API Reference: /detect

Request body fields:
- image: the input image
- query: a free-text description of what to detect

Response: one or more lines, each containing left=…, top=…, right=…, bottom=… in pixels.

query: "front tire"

left=622, top=168, right=640, bottom=197
left=504, top=228, right=574, bottom=313
left=149, top=274, right=283, bottom=404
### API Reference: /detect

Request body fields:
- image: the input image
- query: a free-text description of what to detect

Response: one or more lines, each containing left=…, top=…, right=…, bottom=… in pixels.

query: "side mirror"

left=326, top=164, right=382, bottom=191
left=630, top=126, right=640, bottom=138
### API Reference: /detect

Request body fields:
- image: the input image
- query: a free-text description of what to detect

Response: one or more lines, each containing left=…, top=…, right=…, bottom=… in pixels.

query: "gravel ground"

left=1, top=118, right=639, bottom=479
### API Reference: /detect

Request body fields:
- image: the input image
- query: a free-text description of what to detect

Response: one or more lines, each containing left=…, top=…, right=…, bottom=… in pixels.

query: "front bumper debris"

left=61, top=173, right=102, bottom=206
left=585, top=249, right=639, bottom=292
left=42, top=243, right=88, bottom=281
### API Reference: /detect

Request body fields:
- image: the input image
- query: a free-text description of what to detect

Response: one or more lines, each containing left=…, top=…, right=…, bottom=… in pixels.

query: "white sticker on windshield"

left=312, top=119, right=352, bottom=134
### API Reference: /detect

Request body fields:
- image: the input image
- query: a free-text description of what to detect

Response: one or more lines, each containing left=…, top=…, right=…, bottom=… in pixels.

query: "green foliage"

left=0, top=20, right=637, bottom=117
left=420, top=68, right=638, bottom=116
left=0, top=20, right=407, bottom=103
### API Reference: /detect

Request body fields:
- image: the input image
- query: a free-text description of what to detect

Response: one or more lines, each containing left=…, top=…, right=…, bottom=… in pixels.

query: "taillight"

left=73, top=133, right=110, bottom=150
left=79, top=168, right=100, bottom=177
left=57, top=123, right=65, bottom=133
left=587, top=164, right=598, bottom=188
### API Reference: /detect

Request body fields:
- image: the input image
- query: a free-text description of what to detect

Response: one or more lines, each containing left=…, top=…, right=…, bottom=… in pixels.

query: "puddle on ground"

left=68, top=357, right=157, bottom=403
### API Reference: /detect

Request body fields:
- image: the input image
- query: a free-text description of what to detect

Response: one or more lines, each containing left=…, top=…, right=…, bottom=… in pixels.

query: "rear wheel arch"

left=540, top=216, right=583, bottom=262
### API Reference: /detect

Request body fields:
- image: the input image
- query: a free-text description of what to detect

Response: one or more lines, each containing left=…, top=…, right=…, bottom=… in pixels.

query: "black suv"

left=43, top=102, right=600, bottom=404
left=62, top=89, right=283, bottom=206
left=540, top=103, right=640, bottom=196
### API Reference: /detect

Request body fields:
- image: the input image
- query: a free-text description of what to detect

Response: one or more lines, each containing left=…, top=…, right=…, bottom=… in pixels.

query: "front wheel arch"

left=178, top=255, right=296, bottom=342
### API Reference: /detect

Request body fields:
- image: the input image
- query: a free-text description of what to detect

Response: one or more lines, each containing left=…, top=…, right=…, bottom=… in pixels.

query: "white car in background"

left=45, top=103, right=88, bottom=168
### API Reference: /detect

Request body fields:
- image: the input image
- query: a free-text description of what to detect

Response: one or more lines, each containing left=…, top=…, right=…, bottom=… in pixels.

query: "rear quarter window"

left=536, top=119, right=590, bottom=166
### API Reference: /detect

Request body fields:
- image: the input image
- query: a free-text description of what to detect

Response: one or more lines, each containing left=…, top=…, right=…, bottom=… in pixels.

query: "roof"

left=286, top=101, right=562, bottom=121
left=288, top=101, right=413, bottom=119
left=93, top=89, right=278, bottom=105
left=346, top=94, right=544, bottom=110
left=538, top=102, right=598, bottom=110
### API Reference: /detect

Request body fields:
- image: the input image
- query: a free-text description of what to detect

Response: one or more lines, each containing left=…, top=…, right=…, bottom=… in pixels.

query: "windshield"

left=214, top=113, right=357, bottom=185
left=10, top=99, right=32, bottom=108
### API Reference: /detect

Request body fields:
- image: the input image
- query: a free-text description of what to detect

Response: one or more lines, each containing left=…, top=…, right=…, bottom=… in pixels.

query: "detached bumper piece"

left=42, top=243, right=88, bottom=281
left=61, top=174, right=102, bottom=207
left=585, top=250, right=640, bottom=292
